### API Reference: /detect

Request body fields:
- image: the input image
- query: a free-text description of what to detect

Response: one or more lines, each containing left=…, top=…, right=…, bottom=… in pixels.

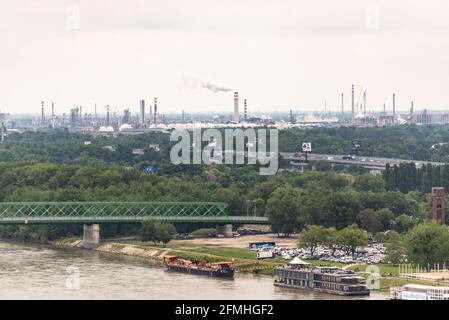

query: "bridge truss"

left=0, top=202, right=270, bottom=225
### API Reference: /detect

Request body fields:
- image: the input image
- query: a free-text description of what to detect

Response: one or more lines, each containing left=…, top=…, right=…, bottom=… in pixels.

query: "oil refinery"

left=1, top=84, right=448, bottom=137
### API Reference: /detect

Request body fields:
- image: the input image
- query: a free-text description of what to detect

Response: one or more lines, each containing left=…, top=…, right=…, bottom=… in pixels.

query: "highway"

left=280, top=152, right=446, bottom=170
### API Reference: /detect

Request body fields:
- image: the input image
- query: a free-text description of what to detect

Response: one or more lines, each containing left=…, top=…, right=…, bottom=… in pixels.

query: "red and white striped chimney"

left=234, top=92, right=239, bottom=123
left=154, top=97, right=158, bottom=125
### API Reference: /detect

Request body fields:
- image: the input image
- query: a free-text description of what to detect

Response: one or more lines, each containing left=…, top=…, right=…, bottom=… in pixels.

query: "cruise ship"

left=274, top=257, right=370, bottom=296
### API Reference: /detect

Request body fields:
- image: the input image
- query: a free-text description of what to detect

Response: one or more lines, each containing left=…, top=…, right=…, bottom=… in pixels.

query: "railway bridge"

left=0, top=202, right=269, bottom=248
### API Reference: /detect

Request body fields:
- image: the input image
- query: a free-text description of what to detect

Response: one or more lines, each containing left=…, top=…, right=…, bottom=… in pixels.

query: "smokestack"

left=234, top=92, right=239, bottom=123
left=140, top=99, right=145, bottom=127
left=244, top=99, right=247, bottom=121
left=149, top=105, right=153, bottom=125
left=363, top=91, right=366, bottom=116
left=410, top=101, right=414, bottom=115
left=41, top=101, right=45, bottom=123
left=393, top=93, right=396, bottom=116
left=383, top=103, right=386, bottom=114
left=51, top=102, right=55, bottom=128
left=341, top=93, right=344, bottom=115
left=1, top=122, right=4, bottom=142
left=154, top=97, right=158, bottom=125
left=351, top=85, right=354, bottom=121
left=290, top=110, right=294, bottom=123
left=79, top=106, right=82, bottom=126
left=106, top=105, right=110, bottom=127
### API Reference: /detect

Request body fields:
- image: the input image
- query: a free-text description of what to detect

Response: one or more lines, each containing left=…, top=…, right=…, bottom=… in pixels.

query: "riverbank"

left=52, top=236, right=449, bottom=293
left=54, top=238, right=282, bottom=274
left=4, top=240, right=358, bottom=300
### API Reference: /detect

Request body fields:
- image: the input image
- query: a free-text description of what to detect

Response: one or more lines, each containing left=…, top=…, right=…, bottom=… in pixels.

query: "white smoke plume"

left=181, top=72, right=233, bottom=93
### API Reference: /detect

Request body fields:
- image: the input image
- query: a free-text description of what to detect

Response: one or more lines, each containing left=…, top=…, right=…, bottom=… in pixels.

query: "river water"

left=0, top=241, right=387, bottom=300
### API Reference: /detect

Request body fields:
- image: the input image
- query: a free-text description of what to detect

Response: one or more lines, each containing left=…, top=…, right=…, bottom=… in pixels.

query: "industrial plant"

left=1, top=84, right=448, bottom=138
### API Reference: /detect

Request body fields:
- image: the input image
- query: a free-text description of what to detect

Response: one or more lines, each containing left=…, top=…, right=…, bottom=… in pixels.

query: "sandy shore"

left=171, top=233, right=298, bottom=249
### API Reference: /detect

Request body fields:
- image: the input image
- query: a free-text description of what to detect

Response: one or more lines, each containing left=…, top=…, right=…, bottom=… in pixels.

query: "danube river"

left=0, top=241, right=387, bottom=300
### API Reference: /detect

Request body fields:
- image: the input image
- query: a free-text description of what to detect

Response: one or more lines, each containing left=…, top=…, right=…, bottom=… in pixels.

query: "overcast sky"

left=1, top=0, right=449, bottom=115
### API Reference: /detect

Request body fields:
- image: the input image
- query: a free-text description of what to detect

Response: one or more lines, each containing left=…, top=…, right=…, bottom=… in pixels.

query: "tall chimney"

left=149, top=105, right=153, bottom=125
left=41, top=101, right=45, bottom=123
left=154, top=97, right=158, bottom=125
left=341, top=92, right=344, bottom=115
left=363, top=91, right=366, bottom=116
left=393, top=93, right=396, bottom=116
left=244, top=99, right=247, bottom=121
left=351, top=85, right=355, bottom=121
left=140, top=99, right=145, bottom=127
left=106, top=105, right=110, bottom=127
left=234, top=92, right=239, bottom=123
left=289, top=109, right=294, bottom=123
left=410, top=101, right=414, bottom=115
left=51, top=102, right=55, bottom=128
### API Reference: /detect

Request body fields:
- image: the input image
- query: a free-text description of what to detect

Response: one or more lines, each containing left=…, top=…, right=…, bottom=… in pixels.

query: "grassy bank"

left=130, top=241, right=348, bottom=274
left=55, top=238, right=448, bottom=292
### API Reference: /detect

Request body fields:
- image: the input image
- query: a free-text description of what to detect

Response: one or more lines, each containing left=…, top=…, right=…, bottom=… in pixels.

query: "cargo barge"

left=163, top=255, right=235, bottom=279
left=274, top=257, right=370, bottom=296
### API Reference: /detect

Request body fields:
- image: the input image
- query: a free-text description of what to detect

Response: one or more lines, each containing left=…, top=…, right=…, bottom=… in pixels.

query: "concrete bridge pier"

left=216, top=224, right=233, bottom=238
left=82, top=224, right=100, bottom=249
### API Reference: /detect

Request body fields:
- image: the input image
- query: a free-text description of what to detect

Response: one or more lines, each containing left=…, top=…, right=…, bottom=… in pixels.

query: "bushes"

left=139, top=220, right=177, bottom=246
left=190, top=228, right=217, bottom=238
left=404, top=221, right=449, bottom=266
left=0, top=224, right=82, bottom=243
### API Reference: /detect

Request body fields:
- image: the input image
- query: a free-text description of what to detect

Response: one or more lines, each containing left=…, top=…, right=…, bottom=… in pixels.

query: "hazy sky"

left=1, top=0, right=449, bottom=115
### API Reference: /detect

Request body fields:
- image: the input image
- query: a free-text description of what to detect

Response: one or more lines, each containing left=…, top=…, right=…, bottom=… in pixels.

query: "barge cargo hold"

left=274, top=257, right=370, bottom=296
left=163, top=255, right=235, bottom=279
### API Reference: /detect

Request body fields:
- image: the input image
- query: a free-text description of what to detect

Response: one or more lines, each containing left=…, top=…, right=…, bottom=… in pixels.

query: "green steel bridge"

left=0, top=202, right=270, bottom=225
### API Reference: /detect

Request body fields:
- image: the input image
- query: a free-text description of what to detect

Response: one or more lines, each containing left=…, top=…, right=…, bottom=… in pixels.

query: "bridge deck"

left=0, top=202, right=270, bottom=225
left=0, top=216, right=269, bottom=224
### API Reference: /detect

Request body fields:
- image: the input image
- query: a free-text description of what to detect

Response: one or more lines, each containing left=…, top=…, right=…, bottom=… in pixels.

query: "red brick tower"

left=432, top=187, right=446, bottom=224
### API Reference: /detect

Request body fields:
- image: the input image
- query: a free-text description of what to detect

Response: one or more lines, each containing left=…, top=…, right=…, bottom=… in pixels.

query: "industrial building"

left=3, top=83, right=448, bottom=138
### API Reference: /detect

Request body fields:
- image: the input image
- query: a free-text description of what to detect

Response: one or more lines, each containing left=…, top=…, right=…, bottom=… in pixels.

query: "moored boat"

left=163, top=255, right=235, bottom=279
left=274, top=257, right=370, bottom=296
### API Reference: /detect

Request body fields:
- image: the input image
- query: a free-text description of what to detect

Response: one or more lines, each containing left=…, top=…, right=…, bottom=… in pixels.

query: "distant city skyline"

left=1, top=0, right=449, bottom=114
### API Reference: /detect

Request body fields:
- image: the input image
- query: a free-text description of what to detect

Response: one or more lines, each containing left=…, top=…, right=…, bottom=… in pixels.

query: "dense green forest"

left=4, top=125, right=449, bottom=164
left=0, top=129, right=170, bottom=165
left=279, top=124, right=449, bottom=161
left=0, top=160, right=440, bottom=241
left=1, top=125, right=448, bottom=242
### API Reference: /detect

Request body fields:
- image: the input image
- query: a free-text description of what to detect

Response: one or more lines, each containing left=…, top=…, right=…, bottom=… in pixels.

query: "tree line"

left=298, top=221, right=449, bottom=266
left=384, top=162, right=449, bottom=194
